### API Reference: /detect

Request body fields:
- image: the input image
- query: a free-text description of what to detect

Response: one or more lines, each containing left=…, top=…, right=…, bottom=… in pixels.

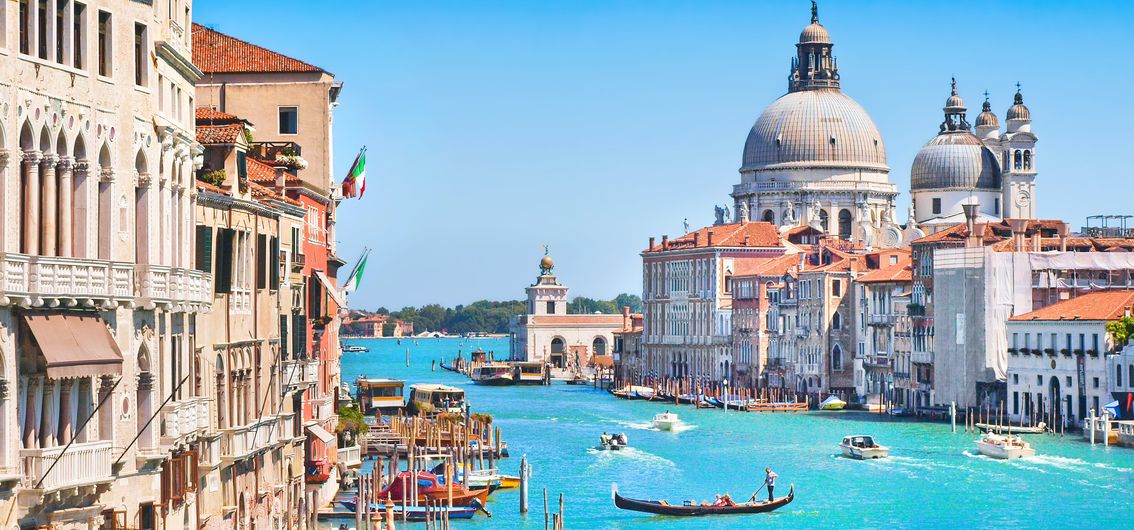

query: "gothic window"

left=832, top=312, right=841, bottom=330
left=831, top=344, right=843, bottom=371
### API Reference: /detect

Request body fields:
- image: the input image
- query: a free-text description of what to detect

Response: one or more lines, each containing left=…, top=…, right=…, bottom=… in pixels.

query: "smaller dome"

left=975, top=97, right=999, bottom=128
left=1007, top=93, right=1030, bottom=122
left=799, top=23, right=831, bottom=44
left=911, top=133, right=1001, bottom=191
left=540, top=255, right=554, bottom=271
left=944, top=78, right=965, bottom=111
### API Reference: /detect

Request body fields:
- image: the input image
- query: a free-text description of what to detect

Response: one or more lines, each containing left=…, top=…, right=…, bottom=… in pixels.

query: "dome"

left=539, top=255, right=554, bottom=271
left=1007, top=89, right=1030, bottom=121
left=742, top=89, right=888, bottom=172
left=975, top=98, right=998, bottom=128
left=910, top=133, right=1000, bottom=190
left=799, top=23, right=831, bottom=44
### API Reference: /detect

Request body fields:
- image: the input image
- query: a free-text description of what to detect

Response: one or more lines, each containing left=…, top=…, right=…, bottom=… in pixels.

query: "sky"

left=194, top=0, right=1134, bottom=310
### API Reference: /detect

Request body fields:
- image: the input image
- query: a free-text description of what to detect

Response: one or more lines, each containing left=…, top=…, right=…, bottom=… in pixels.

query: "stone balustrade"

left=22, top=439, right=113, bottom=492
left=162, top=397, right=210, bottom=442
left=337, top=444, right=362, bottom=468
left=136, top=264, right=213, bottom=308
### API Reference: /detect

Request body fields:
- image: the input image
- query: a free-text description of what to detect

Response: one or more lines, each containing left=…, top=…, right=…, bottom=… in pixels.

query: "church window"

left=932, top=198, right=941, bottom=215
left=819, top=210, right=829, bottom=232
left=838, top=209, right=852, bottom=240
left=1023, top=150, right=1032, bottom=170
left=763, top=210, right=775, bottom=223
left=994, top=198, right=1000, bottom=216
left=1014, top=150, right=1022, bottom=170
left=546, top=301, right=555, bottom=314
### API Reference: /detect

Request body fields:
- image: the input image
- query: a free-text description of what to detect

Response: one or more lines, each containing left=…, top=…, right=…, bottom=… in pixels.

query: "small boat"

left=337, top=500, right=479, bottom=520
left=975, top=432, right=1035, bottom=460
left=612, top=484, right=794, bottom=516
left=355, top=377, right=405, bottom=415
left=819, top=396, right=847, bottom=411
left=377, top=471, right=490, bottom=506
left=343, top=344, right=369, bottom=353
left=471, top=363, right=516, bottom=386
left=975, top=422, right=1046, bottom=434
left=676, top=394, right=704, bottom=405
left=653, top=412, right=680, bottom=431
left=597, top=433, right=629, bottom=451
left=612, top=385, right=655, bottom=400
left=840, top=435, right=889, bottom=460
left=508, top=362, right=549, bottom=385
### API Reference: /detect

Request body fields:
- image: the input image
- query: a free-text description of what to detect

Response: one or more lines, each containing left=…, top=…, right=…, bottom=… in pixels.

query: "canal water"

left=335, top=337, right=1134, bottom=529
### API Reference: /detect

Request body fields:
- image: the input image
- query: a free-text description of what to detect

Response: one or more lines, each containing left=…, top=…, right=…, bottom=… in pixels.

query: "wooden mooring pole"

left=519, top=454, right=530, bottom=514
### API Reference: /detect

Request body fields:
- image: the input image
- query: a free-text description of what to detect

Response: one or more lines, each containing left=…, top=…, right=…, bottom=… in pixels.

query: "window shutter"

left=195, top=226, right=212, bottom=272
left=215, top=228, right=234, bottom=294
left=256, top=234, right=267, bottom=290
left=160, top=459, right=171, bottom=505
left=270, top=236, right=280, bottom=288
left=293, top=312, right=307, bottom=358
left=280, top=315, right=289, bottom=359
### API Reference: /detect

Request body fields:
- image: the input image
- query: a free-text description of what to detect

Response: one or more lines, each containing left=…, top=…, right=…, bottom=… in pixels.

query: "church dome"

left=799, top=22, right=831, bottom=44
left=1007, top=89, right=1030, bottom=121
left=910, top=133, right=1001, bottom=190
left=741, top=89, right=888, bottom=172
left=975, top=97, right=999, bottom=128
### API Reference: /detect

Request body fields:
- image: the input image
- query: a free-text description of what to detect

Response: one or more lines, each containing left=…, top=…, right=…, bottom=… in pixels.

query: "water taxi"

left=652, top=411, right=680, bottom=431
left=471, top=363, right=515, bottom=386
left=840, top=435, right=889, bottom=460
left=355, top=377, right=405, bottom=415
left=408, top=384, right=466, bottom=415
left=508, top=361, right=549, bottom=385
left=819, top=395, right=847, bottom=410
left=975, top=432, right=1035, bottom=459
left=342, top=343, right=369, bottom=353
left=598, top=432, right=628, bottom=451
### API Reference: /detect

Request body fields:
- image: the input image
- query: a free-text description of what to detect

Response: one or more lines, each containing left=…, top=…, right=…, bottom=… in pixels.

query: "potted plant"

left=1060, top=348, right=1070, bottom=356
left=1046, top=348, right=1056, bottom=357
left=1008, top=348, right=1019, bottom=355
left=1018, top=348, right=1030, bottom=355
left=1074, top=349, right=1085, bottom=356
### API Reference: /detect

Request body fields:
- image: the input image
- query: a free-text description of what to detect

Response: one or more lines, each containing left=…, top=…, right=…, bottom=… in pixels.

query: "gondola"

left=439, top=361, right=461, bottom=373
left=612, top=484, right=793, bottom=516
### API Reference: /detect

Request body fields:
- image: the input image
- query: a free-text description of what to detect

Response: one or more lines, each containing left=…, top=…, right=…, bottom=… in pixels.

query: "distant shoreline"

left=340, top=334, right=510, bottom=339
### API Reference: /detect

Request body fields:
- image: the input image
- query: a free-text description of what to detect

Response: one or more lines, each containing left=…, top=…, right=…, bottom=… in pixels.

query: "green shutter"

left=270, top=236, right=280, bottom=288
left=195, top=226, right=213, bottom=273
left=256, top=234, right=267, bottom=290
left=214, top=228, right=234, bottom=294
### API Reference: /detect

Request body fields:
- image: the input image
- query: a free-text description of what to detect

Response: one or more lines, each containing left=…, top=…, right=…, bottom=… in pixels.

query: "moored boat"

left=612, top=484, right=794, bottom=516
left=337, top=500, right=478, bottom=520
left=975, top=422, right=1046, bottom=434
left=840, top=435, right=889, bottom=460
left=408, top=384, right=466, bottom=415
left=975, top=432, right=1035, bottom=459
left=355, top=377, right=405, bottom=415
left=508, top=361, right=549, bottom=385
left=653, top=412, right=680, bottom=431
left=471, top=363, right=516, bottom=386
left=377, top=471, right=490, bottom=506
left=819, top=395, right=847, bottom=410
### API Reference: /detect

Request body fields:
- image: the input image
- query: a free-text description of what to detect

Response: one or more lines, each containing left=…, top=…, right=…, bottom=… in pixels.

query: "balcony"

left=136, top=265, right=213, bottom=309
left=867, top=314, right=898, bottom=326
left=283, top=360, right=318, bottom=390
left=2, top=253, right=134, bottom=307
left=162, top=397, right=210, bottom=443
left=337, top=444, right=362, bottom=468
left=291, top=252, right=306, bottom=272
left=911, top=351, right=933, bottom=365
left=22, top=440, right=113, bottom=492
left=305, top=458, right=331, bottom=484
left=220, top=417, right=280, bottom=462
left=250, top=141, right=303, bottom=162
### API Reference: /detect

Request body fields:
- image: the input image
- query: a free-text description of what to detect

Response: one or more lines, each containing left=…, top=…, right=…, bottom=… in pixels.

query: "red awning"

left=23, top=312, right=123, bottom=379
left=592, top=355, right=615, bottom=369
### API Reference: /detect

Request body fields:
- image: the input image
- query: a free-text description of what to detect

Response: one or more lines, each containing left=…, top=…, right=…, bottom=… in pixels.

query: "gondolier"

left=763, top=468, right=778, bottom=502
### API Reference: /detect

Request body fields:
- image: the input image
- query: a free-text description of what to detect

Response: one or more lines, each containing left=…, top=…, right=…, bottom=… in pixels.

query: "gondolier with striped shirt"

left=763, top=467, right=778, bottom=502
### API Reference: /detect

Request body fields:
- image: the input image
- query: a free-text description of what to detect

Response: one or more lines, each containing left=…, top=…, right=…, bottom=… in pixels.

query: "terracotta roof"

left=192, top=23, right=325, bottom=74
left=732, top=254, right=798, bottom=278
left=195, top=107, right=242, bottom=124
left=857, top=263, right=913, bottom=284
left=196, top=123, right=244, bottom=145
left=647, top=222, right=782, bottom=252
left=1010, top=290, right=1134, bottom=322
left=195, top=180, right=229, bottom=196
left=246, top=157, right=287, bottom=183
left=528, top=315, right=624, bottom=325
left=912, top=219, right=1068, bottom=246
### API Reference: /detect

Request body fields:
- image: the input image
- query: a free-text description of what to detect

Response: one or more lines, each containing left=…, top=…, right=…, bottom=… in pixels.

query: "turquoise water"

left=336, top=337, right=1134, bottom=529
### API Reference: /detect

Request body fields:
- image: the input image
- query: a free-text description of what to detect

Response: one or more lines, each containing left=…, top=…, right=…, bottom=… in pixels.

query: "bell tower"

left=1000, top=85, right=1038, bottom=219
left=526, top=249, right=568, bottom=316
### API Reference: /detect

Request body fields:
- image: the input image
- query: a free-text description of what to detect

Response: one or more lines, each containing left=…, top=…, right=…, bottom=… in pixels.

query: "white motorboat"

left=652, top=412, right=680, bottom=431
left=975, top=421, right=1046, bottom=434
left=975, top=432, right=1035, bottom=460
left=840, top=435, right=889, bottom=460
left=819, top=395, right=847, bottom=411
left=598, top=432, right=628, bottom=451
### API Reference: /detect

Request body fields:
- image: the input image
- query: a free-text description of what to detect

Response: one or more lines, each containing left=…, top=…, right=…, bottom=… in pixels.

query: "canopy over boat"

left=611, top=484, right=794, bottom=516
left=819, top=396, right=847, bottom=410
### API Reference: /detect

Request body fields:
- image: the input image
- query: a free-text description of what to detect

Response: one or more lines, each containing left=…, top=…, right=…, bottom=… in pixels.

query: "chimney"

left=798, top=252, right=806, bottom=272
left=661, top=235, right=668, bottom=250
left=1008, top=219, right=1029, bottom=252
left=693, top=233, right=700, bottom=247
left=622, top=305, right=631, bottom=328
left=707, top=231, right=714, bottom=247
left=743, top=235, right=751, bottom=246
left=1057, top=222, right=1069, bottom=252
left=961, top=203, right=978, bottom=235
left=649, top=236, right=655, bottom=250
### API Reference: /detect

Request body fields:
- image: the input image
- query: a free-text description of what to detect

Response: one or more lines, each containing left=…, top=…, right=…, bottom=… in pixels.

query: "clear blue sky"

left=195, top=0, right=1134, bottom=310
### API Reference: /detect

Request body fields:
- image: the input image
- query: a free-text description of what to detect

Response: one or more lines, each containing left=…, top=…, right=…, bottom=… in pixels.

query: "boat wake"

left=586, top=447, right=676, bottom=471
left=612, top=420, right=697, bottom=433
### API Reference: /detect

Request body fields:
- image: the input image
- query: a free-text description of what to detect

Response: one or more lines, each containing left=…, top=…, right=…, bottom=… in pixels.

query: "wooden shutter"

left=160, top=459, right=171, bottom=505
left=293, top=312, right=307, bottom=358
left=214, top=228, right=234, bottom=294
left=195, top=226, right=213, bottom=272
left=280, top=315, right=289, bottom=358
left=270, top=236, right=280, bottom=288
left=256, top=234, right=268, bottom=290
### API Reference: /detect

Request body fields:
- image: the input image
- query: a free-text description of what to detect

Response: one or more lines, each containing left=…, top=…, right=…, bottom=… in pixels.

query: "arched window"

left=1023, top=150, right=1032, bottom=170
left=831, top=344, right=843, bottom=371
left=592, top=337, right=607, bottom=356
left=763, top=209, right=775, bottom=224
left=832, top=312, right=842, bottom=330
left=838, top=209, right=852, bottom=240
left=1014, top=150, right=1022, bottom=170
left=818, top=209, right=829, bottom=232
left=550, top=338, right=565, bottom=354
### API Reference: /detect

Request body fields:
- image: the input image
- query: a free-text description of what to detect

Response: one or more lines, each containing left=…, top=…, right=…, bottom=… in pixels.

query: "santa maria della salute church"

left=727, top=2, right=1038, bottom=243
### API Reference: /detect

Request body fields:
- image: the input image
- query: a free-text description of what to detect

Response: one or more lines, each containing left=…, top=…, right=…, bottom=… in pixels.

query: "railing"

left=800, top=363, right=819, bottom=375
left=163, top=397, right=210, bottom=442
left=199, top=437, right=222, bottom=469
left=137, top=265, right=213, bottom=308
left=22, top=440, right=113, bottom=491
left=250, top=141, right=302, bottom=160
left=911, top=351, right=933, bottom=365
left=867, top=314, right=898, bottom=326
left=221, top=417, right=279, bottom=462
left=306, top=360, right=320, bottom=384
left=337, top=444, right=362, bottom=468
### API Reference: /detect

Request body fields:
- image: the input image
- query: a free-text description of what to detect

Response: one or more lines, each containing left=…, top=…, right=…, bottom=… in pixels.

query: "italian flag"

left=342, top=147, right=367, bottom=199
left=342, top=248, right=370, bottom=293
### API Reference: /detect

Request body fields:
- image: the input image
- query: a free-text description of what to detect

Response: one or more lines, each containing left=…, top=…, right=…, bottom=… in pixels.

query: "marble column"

left=22, top=152, right=41, bottom=254
left=41, top=155, right=58, bottom=256
left=58, top=383, right=72, bottom=444
left=58, top=157, right=74, bottom=257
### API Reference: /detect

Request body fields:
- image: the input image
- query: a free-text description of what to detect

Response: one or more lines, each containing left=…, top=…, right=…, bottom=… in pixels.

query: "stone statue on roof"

left=714, top=206, right=725, bottom=226
left=738, top=201, right=749, bottom=223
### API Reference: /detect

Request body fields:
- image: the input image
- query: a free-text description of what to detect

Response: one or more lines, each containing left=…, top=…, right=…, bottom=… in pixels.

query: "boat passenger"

left=720, top=494, right=735, bottom=507
left=763, top=467, right=778, bottom=502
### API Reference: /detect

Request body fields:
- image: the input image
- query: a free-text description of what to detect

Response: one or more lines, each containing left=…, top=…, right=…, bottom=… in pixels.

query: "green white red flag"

left=341, top=147, right=367, bottom=199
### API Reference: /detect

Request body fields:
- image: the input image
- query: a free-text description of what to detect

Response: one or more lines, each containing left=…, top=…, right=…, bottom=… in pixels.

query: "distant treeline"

left=369, top=293, right=643, bottom=334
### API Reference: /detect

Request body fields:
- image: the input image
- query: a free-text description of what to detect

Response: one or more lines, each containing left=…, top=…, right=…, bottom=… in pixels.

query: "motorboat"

left=355, top=377, right=405, bottom=415
left=612, top=484, right=794, bottom=516
left=840, top=435, right=889, bottom=460
left=975, top=432, right=1035, bottom=460
left=407, top=384, right=466, bottom=415
left=342, top=344, right=369, bottom=353
left=612, top=385, right=655, bottom=400
left=653, top=412, right=680, bottom=431
left=819, top=395, right=847, bottom=411
left=598, top=432, right=629, bottom=451
left=471, top=363, right=516, bottom=386
left=975, top=421, right=1046, bottom=434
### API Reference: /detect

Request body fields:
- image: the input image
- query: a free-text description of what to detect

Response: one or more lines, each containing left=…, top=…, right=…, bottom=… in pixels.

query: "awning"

left=313, top=270, right=348, bottom=309
left=591, top=355, right=615, bottom=369
left=23, top=312, right=123, bottom=379
left=306, top=424, right=335, bottom=444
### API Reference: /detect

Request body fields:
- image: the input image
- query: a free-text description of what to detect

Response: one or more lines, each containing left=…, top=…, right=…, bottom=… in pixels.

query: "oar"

left=748, top=483, right=766, bottom=503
